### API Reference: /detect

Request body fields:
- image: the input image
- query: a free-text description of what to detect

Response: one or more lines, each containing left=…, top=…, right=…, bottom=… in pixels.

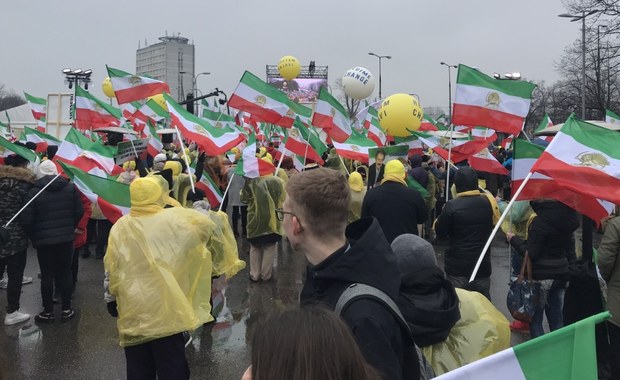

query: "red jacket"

left=74, top=191, right=92, bottom=248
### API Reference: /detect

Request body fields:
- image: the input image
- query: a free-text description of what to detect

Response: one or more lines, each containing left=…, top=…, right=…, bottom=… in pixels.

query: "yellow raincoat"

left=104, top=177, right=216, bottom=347
left=240, top=175, right=285, bottom=239
left=204, top=209, right=246, bottom=278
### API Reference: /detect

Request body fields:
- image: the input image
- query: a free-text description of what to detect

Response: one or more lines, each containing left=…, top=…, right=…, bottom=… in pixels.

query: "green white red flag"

left=23, top=92, right=46, bottom=126
left=332, top=128, right=377, bottom=164
left=420, top=114, right=439, bottom=131
left=435, top=312, right=607, bottom=380
left=21, top=127, right=60, bottom=153
left=228, top=71, right=312, bottom=128
left=234, top=134, right=275, bottom=178
left=413, top=131, right=492, bottom=163
left=106, top=66, right=170, bottom=104
left=535, top=114, right=554, bottom=143
left=468, top=147, right=509, bottom=175
left=189, top=163, right=223, bottom=208
left=165, top=93, right=245, bottom=155
left=201, top=108, right=237, bottom=132
left=55, top=128, right=120, bottom=175
left=144, top=121, right=164, bottom=157
left=531, top=114, right=620, bottom=205
left=311, top=87, right=352, bottom=143
left=128, top=99, right=169, bottom=133
left=362, top=106, right=386, bottom=146
left=282, top=118, right=324, bottom=165
left=452, top=64, right=536, bottom=136
left=74, top=86, right=121, bottom=130
left=120, top=101, right=143, bottom=120
left=514, top=138, right=613, bottom=225
left=0, top=136, right=37, bottom=163
left=59, top=161, right=130, bottom=223
left=605, top=109, right=620, bottom=124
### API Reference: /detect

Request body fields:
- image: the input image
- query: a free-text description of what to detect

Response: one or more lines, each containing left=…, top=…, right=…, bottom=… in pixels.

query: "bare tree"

left=0, top=84, right=25, bottom=111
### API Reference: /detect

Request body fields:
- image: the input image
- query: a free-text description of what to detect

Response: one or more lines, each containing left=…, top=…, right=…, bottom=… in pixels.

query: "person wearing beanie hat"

left=435, top=166, right=498, bottom=300
left=104, top=176, right=219, bottom=379
left=153, top=153, right=167, bottom=171
left=347, top=172, right=366, bottom=223
left=391, top=234, right=460, bottom=347
left=20, top=158, right=84, bottom=323
left=361, top=159, right=428, bottom=243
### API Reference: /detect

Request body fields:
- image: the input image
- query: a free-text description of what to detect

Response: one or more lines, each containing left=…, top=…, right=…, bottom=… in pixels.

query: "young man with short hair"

left=282, top=168, right=419, bottom=380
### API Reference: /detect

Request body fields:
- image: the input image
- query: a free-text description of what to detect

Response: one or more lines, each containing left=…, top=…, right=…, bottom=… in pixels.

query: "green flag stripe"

left=59, top=161, right=131, bottom=207
left=457, top=64, right=536, bottom=99
left=562, top=115, right=620, bottom=160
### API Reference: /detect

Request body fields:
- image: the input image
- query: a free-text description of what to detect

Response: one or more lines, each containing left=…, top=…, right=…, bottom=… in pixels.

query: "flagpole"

left=445, top=125, right=455, bottom=203
left=129, top=139, right=139, bottom=158
left=173, top=126, right=195, bottom=193
left=3, top=173, right=62, bottom=228
left=338, top=155, right=351, bottom=176
left=275, top=146, right=287, bottom=173
left=219, top=173, right=234, bottom=212
left=469, top=171, right=533, bottom=282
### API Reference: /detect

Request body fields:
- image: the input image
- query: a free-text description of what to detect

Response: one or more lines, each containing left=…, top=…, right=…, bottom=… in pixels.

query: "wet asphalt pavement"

left=1, top=228, right=521, bottom=380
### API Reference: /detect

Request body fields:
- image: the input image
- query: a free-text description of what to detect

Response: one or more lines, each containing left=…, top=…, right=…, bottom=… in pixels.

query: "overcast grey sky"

left=2, top=0, right=578, bottom=113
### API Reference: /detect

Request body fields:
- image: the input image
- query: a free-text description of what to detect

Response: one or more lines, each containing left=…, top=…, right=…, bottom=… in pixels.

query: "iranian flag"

left=36, top=117, right=46, bottom=132
left=120, top=101, right=143, bottom=120
left=468, top=148, right=509, bottom=175
left=59, top=161, right=130, bottom=223
left=420, top=114, right=439, bottom=131
left=202, top=108, right=237, bottom=132
left=144, top=121, right=164, bottom=157
left=234, top=134, right=275, bottom=178
left=55, top=128, right=119, bottom=175
left=74, top=86, right=121, bottom=130
left=128, top=99, right=168, bottom=132
left=413, top=131, right=492, bottom=164
left=190, top=163, right=223, bottom=208
left=165, top=93, right=245, bottom=155
left=535, top=114, right=554, bottom=143
left=228, top=71, right=293, bottom=125
left=201, top=98, right=220, bottom=112
left=21, top=127, right=61, bottom=153
left=312, top=87, right=352, bottom=143
left=106, top=66, right=170, bottom=104
left=0, top=136, right=37, bottom=164
left=24, top=92, right=46, bottom=122
left=531, top=115, right=620, bottom=205
left=605, top=109, right=620, bottom=124
left=435, top=312, right=607, bottom=380
left=362, top=107, right=387, bottom=146
left=332, top=129, right=377, bottom=164
left=452, top=64, right=536, bottom=136
left=394, top=135, right=424, bottom=156
left=501, top=136, right=514, bottom=149
left=513, top=138, right=613, bottom=226
left=282, top=118, right=324, bottom=165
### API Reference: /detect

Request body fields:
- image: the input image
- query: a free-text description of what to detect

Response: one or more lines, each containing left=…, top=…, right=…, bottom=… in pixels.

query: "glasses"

left=275, top=208, right=295, bottom=222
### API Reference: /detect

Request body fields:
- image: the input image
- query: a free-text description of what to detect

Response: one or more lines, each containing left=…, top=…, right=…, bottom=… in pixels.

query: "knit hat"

left=37, top=160, right=58, bottom=179
left=153, top=153, right=167, bottom=164
left=348, top=172, right=364, bottom=192
left=391, top=234, right=437, bottom=275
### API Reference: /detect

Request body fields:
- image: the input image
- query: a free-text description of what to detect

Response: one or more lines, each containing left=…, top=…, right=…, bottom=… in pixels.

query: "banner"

left=115, top=138, right=148, bottom=165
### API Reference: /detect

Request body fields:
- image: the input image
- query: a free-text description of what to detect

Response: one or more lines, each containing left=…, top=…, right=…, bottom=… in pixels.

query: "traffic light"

left=186, top=93, right=195, bottom=115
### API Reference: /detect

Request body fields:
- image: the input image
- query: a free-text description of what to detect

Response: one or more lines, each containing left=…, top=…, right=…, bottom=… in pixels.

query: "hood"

left=0, top=166, right=35, bottom=191
left=310, top=217, right=401, bottom=300
left=530, top=199, right=580, bottom=234
left=34, top=174, right=68, bottom=192
left=409, top=154, right=423, bottom=168
left=454, top=167, right=478, bottom=193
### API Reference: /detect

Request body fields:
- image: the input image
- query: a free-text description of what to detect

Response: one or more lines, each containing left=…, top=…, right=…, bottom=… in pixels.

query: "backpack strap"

left=335, top=283, right=412, bottom=336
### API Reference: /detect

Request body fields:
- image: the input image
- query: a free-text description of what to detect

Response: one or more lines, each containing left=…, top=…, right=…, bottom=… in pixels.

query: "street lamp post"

left=439, top=62, right=457, bottom=124
left=194, top=72, right=210, bottom=96
left=598, top=24, right=607, bottom=115
left=368, top=52, right=391, bottom=99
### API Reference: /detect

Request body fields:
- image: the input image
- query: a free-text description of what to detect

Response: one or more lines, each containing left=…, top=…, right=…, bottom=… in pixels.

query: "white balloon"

left=342, top=67, right=375, bottom=100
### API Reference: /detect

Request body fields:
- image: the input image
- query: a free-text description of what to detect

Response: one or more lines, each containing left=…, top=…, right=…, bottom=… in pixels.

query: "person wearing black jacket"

left=362, top=160, right=428, bottom=243
left=435, top=167, right=496, bottom=300
left=284, top=168, right=420, bottom=380
left=507, top=199, right=579, bottom=338
left=21, top=160, right=83, bottom=323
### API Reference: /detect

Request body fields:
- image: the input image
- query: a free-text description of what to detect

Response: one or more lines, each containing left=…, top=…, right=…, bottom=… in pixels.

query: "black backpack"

left=336, top=283, right=435, bottom=380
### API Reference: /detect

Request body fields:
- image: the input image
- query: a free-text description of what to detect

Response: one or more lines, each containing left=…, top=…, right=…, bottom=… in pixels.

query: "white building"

left=136, top=34, right=195, bottom=102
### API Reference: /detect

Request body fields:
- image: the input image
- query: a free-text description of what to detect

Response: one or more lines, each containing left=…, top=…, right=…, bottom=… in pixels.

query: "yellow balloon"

left=277, top=55, right=301, bottom=80
left=378, top=94, right=423, bottom=137
left=102, top=77, right=115, bottom=98
left=148, top=94, right=169, bottom=111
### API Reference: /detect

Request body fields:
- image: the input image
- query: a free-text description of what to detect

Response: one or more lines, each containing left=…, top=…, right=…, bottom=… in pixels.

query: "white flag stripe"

left=454, top=84, right=531, bottom=117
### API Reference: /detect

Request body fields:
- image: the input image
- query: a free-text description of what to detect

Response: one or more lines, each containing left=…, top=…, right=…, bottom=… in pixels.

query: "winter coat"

left=300, top=217, right=420, bottom=380
left=348, top=188, right=366, bottom=224
left=598, top=216, right=620, bottom=327
left=435, top=193, right=494, bottom=279
left=73, top=192, right=92, bottom=249
left=367, top=163, right=384, bottom=189
left=240, top=175, right=285, bottom=244
left=398, top=266, right=461, bottom=347
left=511, top=200, right=579, bottom=280
left=361, top=181, right=428, bottom=243
left=0, top=166, right=35, bottom=258
left=227, top=170, right=245, bottom=207
left=409, top=155, right=429, bottom=189
left=20, top=175, right=83, bottom=248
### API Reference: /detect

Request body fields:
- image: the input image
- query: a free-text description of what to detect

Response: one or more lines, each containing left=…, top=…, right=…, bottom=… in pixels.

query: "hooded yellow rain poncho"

left=240, top=175, right=285, bottom=239
left=104, top=177, right=216, bottom=347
